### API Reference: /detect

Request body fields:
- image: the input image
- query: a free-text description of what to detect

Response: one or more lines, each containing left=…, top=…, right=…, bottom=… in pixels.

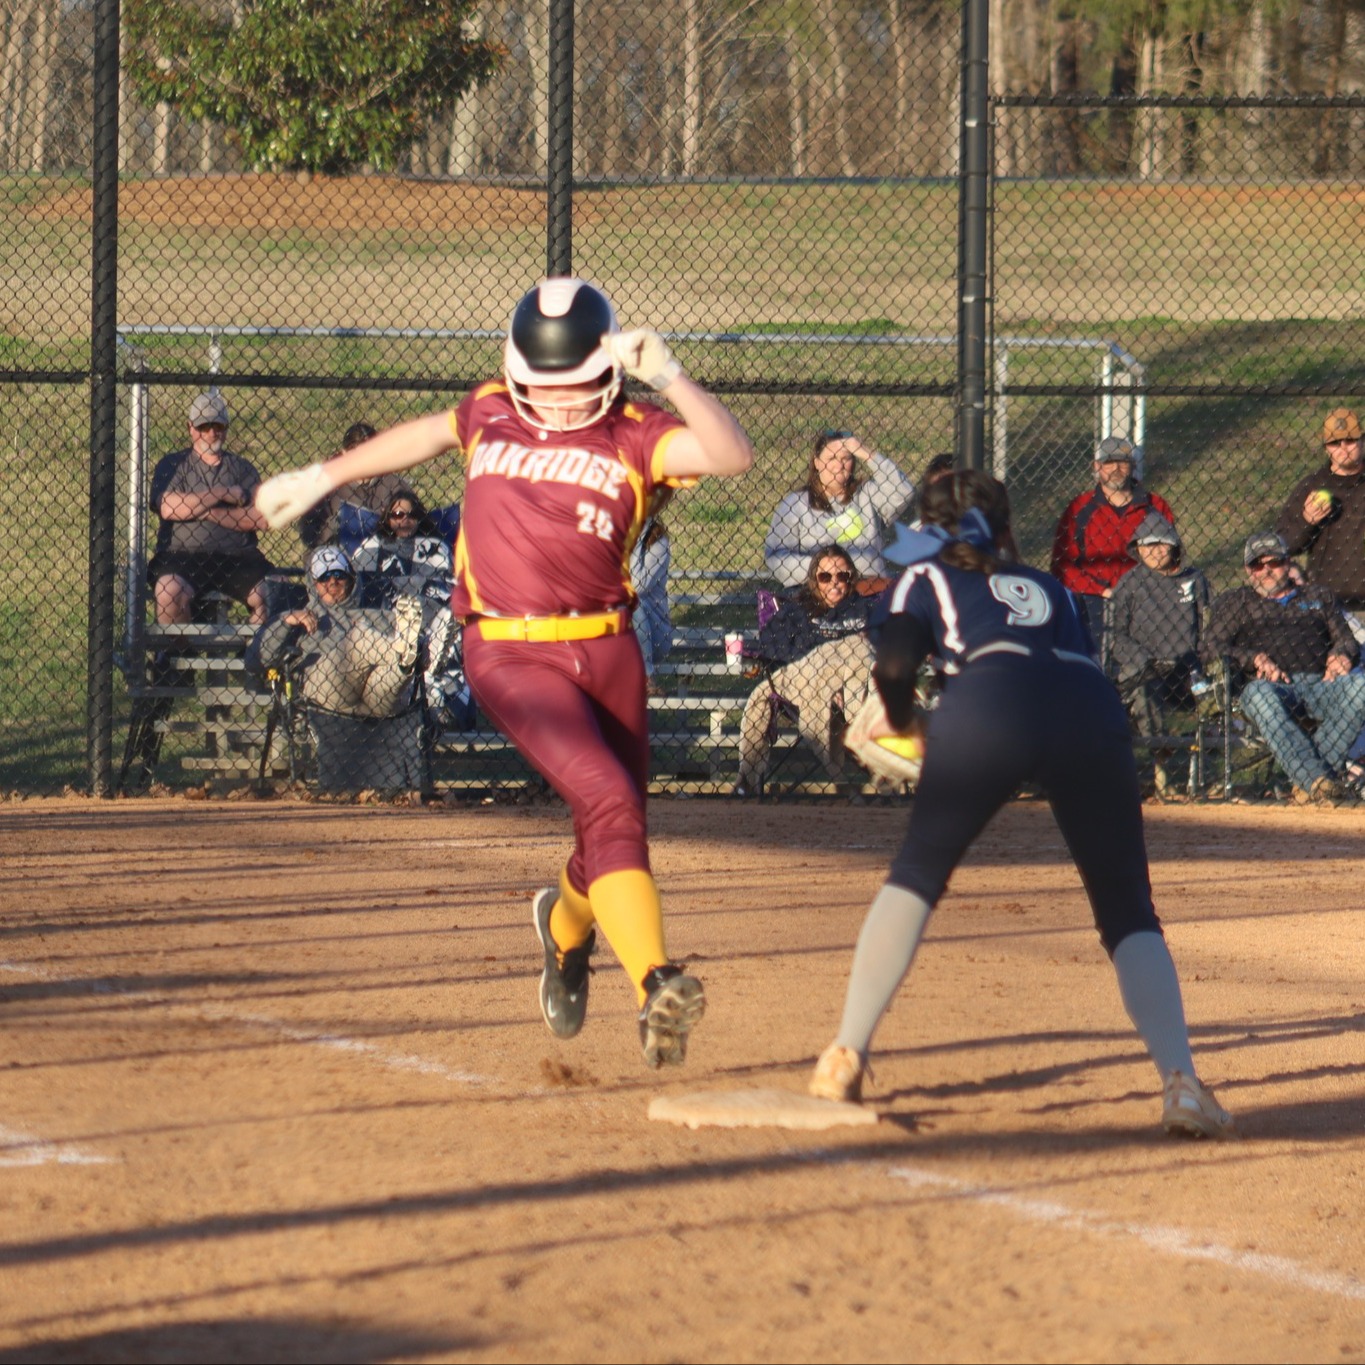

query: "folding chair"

left=1205, top=655, right=1283, bottom=800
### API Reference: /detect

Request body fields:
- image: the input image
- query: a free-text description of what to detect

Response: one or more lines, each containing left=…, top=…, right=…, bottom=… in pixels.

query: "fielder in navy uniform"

left=810, top=470, right=1234, bottom=1140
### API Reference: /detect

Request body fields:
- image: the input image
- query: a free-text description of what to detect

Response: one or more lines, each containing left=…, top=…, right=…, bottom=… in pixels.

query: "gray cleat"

left=637, top=965, right=706, bottom=1068
left=532, top=888, right=595, bottom=1039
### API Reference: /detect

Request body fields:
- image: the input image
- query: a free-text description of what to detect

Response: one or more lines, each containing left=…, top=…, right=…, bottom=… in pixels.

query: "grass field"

left=2, top=173, right=1364, bottom=789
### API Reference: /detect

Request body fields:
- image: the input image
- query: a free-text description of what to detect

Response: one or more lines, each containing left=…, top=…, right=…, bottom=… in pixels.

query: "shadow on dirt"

left=0, top=1317, right=470, bottom=1364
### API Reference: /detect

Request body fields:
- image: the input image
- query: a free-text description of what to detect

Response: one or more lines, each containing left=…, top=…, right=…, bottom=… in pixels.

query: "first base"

left=648, top=1087, right=880, bottom=1131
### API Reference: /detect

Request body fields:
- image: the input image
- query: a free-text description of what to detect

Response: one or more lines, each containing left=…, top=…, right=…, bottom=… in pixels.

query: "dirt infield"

left=2, top=795, right=1363, bottom=1363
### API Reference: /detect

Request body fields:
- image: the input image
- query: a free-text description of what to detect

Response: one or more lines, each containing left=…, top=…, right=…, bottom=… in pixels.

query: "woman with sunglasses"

left=736, top=546, right=878, bottom=796
left=351, top=489, right=474, bottom=744
left=764, top=428, right=915, bottom=589
left=809, top=470, right=1234, bottom=1141
left=351, top=491, right=456, bottom=607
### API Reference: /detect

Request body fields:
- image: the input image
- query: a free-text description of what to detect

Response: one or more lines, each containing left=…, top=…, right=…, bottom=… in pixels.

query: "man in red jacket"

left=1050, top=436, right=1176, bottom=666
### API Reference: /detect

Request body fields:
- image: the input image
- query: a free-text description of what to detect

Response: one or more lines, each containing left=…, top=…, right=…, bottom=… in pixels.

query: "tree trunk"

left=1179, top=30, right=1203, bottom=177
left=26, top=0, right=55, bottom=173
left=682, top=0, right=701, bottom=176
left=1049, top=10, right=1081, bottom=175
left=1346, top=9, right=1365, bottom=178
left=785, top=22, right=805, bottom=177
left=815, top=0, right=854, bottom=175
left=152, top=101, right=171, bottom=176
left=989, top=0, right=1014, bottom=176
left=1135, top=29, right=1164, bottom=182
left=1, top=1, right=36, bottom=172
left=448, top=0, right=490, bottom=176
left=1234, top=0, right=1270, bottom=176
left=1312, top=0, right=1347, bottom=175
left=1107, top=34, right=1138, bottom=174
left=118, top=10, right=133, bottom=172
left=890, top=0, right=907, bottom=173
left=528, top=0, right=549, bottom=177
left=199, top=121, right=218, bottom=174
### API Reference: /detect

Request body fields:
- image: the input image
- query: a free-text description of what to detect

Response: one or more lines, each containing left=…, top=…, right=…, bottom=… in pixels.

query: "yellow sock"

left=588, top=868, right=668, bottom=1005
left=548, top=867, right=596, bottom=954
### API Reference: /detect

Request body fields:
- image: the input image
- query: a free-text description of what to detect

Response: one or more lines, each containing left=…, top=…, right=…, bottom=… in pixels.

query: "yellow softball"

left=877, top=734, right=923, bottom=762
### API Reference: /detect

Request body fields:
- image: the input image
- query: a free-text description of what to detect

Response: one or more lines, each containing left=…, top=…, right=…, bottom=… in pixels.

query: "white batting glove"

left=254, top=462, right=334, bottom=530
left=604, top=329, right=683, bottom=391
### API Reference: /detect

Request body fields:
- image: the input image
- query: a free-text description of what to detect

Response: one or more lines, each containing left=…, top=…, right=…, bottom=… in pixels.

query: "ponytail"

left=916, top=470, right=1013, bottom=576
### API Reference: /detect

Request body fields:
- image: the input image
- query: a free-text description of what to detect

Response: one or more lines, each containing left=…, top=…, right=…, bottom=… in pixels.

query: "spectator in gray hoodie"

left=1107, top=512, right=1211, bottom=742
left=253, top=545, right=427, bottom=792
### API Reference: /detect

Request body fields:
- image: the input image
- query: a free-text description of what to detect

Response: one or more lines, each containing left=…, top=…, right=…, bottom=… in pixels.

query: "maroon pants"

left=465, top=630, right=651, bottom=891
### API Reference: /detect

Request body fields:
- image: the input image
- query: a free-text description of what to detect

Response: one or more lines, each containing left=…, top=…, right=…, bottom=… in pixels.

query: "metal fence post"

left=88, top=0, right=120, bottom=797
left=957, top=0, right=990, bottom=472
left=546, top=0, right=574, bottom=278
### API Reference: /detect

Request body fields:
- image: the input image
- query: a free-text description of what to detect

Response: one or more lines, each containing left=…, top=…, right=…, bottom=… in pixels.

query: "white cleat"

left=1162, top=1070, right=1236, bottom=1140
left=809, top=1043, right=866, bottom=1104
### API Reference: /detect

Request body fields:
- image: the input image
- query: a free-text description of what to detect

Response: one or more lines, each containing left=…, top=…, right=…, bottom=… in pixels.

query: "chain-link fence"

left=3, top=0, right=1364, bottom=802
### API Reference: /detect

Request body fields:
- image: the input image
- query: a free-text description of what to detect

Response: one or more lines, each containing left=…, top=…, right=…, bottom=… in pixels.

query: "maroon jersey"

left=449, top=380, right=692, bottom=619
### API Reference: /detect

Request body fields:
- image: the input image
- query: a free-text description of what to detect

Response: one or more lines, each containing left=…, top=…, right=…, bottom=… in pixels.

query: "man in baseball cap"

left=146, top=388, right=273, bottom=626
left=1107, top=511, right=1211, bottom=781
left=1204, top=527, right=1365, bottom=805
left=1275, top=407, right=1365, bottom=642
left=253, top=539, right=428, bottom=792
left=1050, top=432, right=1176, bottom=663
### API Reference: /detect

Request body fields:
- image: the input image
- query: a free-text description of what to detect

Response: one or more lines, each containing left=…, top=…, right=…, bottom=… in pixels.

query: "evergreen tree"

left=124, top=0, right=503, bottom=174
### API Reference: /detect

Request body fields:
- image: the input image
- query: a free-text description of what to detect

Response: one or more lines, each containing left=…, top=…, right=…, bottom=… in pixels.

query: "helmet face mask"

left=504, top=278, right=622, bottom=431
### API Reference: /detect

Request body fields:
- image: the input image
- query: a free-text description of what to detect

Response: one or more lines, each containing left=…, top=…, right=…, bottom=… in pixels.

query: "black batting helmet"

left=503, top=278, right=622, bottom=430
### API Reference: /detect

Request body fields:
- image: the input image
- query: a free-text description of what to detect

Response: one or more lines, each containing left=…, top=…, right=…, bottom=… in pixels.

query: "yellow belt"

left=471, top=609, right=629, bottom=643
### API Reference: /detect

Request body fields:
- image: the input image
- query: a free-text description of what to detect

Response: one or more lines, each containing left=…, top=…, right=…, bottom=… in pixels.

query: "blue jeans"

left=1239, top=671, right=1365, bottom=790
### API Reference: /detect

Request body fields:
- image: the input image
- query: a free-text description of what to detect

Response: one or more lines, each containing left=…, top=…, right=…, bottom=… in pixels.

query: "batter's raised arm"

left=656, top=373, right=754, bottom=478
left=255, top=411, right=455, bottom=531
left=604, top=329, right=754, bottom=479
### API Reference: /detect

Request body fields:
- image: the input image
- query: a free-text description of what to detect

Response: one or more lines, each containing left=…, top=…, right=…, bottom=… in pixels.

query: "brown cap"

left=1322, top=408, right=1361, bottom=444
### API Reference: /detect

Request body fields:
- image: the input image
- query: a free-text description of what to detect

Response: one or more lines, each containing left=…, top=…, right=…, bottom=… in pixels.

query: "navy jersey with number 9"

left=880, top=557, right=1096, bottom=675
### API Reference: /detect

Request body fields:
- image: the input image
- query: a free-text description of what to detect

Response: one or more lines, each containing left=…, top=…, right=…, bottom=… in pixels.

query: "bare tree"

left=1233, top=0, right=1272, bottom=175
left=1312, top=0, right=1347, bottom=172
left=1134, top=25, right=1168, bottom=180
left=25, top=0, right=56, bottom=172
left=1, top=0, right=36, bottom=171
left=683, top=0, right=703, bottom=176
left=814, top=0, right=854, bottom=174
left=1049, top=8, right=1083, bottom=174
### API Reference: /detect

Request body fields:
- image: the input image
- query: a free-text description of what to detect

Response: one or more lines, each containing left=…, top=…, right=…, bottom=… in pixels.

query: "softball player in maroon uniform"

left=257, top=278, right=754, bottom=1068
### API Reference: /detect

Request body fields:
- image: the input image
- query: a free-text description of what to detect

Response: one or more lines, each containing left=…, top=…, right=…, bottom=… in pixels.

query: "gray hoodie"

left=256, top=577, right=416, bottom=717
left=763, top=452, right=915, bottom=587
left=1106, top=516, right=1210, bottom=681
